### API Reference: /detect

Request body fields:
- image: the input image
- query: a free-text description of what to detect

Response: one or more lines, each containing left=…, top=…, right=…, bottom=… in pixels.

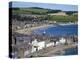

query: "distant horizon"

left=11, top=7, right=78, bottom=12
left=9, top=1, right=78, bottom=11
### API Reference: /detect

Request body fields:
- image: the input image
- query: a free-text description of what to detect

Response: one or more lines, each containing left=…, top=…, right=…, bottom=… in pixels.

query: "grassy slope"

left=12, top=8, right=48, bottom=14
left=12, top=8, right=78, bottom=22
left=48, top=15, right=78, bottom=22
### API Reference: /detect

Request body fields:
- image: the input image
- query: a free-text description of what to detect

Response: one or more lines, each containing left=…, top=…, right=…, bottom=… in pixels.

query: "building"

left=12, top=32, right=70, bottom=58
left=31, top=36, right=66, bottom=53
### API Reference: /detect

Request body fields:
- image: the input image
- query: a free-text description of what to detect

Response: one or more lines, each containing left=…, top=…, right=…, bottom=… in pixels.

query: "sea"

left=33, top=24, right=78, bottom=36
left=32, top=24, right=78, bottom=55
left=63, top=47, right=78, bottom=55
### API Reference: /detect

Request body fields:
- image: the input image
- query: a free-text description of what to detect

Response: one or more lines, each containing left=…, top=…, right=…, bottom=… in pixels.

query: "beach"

left=14, top=24, right=54, bottom=35
left=15, top=23, right=77, bottom=35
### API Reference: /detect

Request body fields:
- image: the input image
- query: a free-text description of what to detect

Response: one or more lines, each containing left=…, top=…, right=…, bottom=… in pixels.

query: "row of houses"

left=11, top=33, right=77, bottom=58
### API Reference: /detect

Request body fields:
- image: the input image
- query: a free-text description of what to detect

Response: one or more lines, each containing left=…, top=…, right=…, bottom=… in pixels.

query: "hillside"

left=11, top=7, right=78, bottom=22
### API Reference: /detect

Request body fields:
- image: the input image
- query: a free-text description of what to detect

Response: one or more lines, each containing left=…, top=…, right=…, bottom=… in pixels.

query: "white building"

left=15, top=34, right=67, bottom=57
left=31, top=39, right=45, bottom=52
left=59, top=37, right=66, bottom=44
left=31, top=37, right=66, bottom=52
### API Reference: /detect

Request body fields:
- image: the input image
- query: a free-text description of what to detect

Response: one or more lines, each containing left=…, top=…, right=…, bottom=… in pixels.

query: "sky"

left=10, top=1, right=78, bottom=11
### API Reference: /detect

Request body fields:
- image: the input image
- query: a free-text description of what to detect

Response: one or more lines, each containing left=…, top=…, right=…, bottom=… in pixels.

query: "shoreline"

left=15, top=24, right=54, bottom=35
left=15, top=23, right=77, bottom=35
left=58, top=22, right=78, bottom=26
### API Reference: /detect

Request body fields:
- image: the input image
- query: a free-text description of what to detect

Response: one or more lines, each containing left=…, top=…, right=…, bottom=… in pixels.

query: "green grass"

left=48, top=15, right=78, bottom=22
left=24, top=8, right=48, bottom=13
left=12, top=8, right=78, bottom=22
left=12, top=8, right=48, bottom=14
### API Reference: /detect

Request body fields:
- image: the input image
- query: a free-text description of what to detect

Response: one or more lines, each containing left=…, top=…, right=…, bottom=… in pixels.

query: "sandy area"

left=14, top=23, right=77, bottom=35
left=15, top=24, right=54, bottom=35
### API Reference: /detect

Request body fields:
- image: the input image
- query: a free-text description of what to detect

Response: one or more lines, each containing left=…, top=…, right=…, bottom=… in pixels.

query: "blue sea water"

left=32, top=24, right=78, bottom=55
left=33, top=24, right=78, bottom=36
left=63, top=47, right=78, bottom=55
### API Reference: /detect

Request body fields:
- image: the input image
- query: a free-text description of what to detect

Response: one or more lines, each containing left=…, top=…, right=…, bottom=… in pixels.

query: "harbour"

left=9, top=2, right=78, bottom=58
